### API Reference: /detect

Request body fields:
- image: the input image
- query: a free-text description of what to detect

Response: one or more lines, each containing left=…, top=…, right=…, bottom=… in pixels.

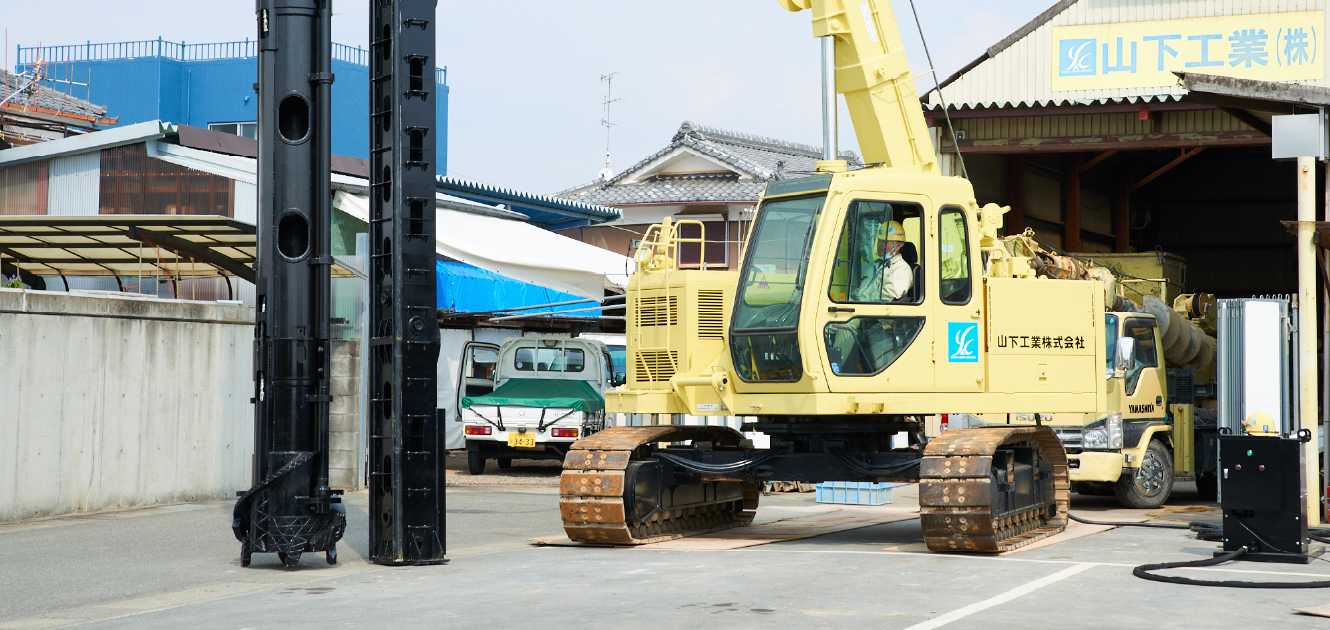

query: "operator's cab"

left=460, top=337, right=617, bottom=474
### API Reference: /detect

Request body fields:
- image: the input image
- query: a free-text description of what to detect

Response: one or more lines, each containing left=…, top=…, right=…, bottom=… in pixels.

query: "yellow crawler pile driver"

left=558, top=0, right=1121, bottom=552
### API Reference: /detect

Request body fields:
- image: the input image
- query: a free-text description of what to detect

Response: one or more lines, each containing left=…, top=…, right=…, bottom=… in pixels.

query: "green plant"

left=2, top=275, right=23, bottom=289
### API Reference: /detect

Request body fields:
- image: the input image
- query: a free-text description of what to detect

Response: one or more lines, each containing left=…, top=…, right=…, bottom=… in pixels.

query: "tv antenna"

left=599, top=72, right=620, bottom=181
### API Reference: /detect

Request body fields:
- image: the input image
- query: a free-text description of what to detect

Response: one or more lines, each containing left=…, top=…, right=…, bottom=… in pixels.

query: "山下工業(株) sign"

left=1051, top=11, right=1323, bottom=92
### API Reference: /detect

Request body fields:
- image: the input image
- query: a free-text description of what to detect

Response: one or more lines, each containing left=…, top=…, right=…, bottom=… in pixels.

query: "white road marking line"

left=901, top=563, right=1097, bottom=630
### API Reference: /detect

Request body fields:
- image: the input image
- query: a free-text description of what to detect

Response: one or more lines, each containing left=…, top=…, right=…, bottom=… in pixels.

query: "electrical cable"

left=906, top=0, right=966, bottom=179
left=654, top=446, right=786, bottom=475
left=1125, top=513, right=1330, bottom=587
left=1133, top=548, right=1330, bottom=589
left=829, top=448, right=921, bottom=477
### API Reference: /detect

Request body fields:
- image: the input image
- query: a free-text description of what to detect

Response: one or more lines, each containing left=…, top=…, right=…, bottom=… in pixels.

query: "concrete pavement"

left=4, top=477, right=1330, bottom=629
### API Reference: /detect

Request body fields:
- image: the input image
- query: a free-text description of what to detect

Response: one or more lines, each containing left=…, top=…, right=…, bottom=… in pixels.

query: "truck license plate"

left=508, top=432, right=536, bottom=448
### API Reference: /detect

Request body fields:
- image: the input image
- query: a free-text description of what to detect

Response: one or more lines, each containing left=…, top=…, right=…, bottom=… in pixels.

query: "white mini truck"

left=460, top=337, right=618, bottom=474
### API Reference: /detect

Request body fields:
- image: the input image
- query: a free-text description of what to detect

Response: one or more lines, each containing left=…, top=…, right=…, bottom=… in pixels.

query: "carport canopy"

left=0, top=215, right=359, bottom=289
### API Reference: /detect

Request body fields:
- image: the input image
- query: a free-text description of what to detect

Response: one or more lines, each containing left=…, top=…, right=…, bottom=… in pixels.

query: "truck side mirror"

left=613, top=372, right=626, bottom=387
left=1113, top=337, right=1136, bottom=374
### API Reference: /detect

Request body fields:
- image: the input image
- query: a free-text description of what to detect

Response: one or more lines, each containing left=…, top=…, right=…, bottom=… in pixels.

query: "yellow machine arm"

left=779, top=0, right=938, bottom=173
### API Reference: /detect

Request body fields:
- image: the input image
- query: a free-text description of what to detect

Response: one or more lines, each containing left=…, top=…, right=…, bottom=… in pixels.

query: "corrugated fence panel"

left=233, top=181, right=257, bottom=225
left=47, top=153, right=100, bottom=216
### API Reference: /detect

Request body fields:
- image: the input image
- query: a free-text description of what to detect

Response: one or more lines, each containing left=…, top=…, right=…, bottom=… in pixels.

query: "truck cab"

left=460, top=337, right=618, bottom=474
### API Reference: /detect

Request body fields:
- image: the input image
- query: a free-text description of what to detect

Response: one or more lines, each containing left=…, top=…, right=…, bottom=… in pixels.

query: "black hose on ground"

left=1134, top=548, right=1330, bottom=588
left=1068, top=513, right=1191, bottom=529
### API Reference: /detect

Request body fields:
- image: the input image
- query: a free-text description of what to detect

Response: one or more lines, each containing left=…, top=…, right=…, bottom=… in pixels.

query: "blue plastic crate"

left=814, top=481, right=896, bottom=505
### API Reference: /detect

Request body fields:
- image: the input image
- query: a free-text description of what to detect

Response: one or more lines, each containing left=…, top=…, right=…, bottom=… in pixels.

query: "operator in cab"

left=852, top=220, right=913, bottom=302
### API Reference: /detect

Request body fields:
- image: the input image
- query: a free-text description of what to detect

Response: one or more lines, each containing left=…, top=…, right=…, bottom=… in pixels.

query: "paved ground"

left=4, top=474, right=1330, bottom=629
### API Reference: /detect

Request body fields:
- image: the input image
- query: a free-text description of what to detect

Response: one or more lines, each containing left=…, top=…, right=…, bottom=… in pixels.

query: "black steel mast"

left=367, top=0, right=446, bottom=564
left=233, top=0, right=345, bottom=569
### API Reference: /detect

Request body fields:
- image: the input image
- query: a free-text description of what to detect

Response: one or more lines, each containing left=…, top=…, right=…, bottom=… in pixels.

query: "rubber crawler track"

left=918, top=426, right=1070, bottom=552
left=559, top=426, right=760, bottom=545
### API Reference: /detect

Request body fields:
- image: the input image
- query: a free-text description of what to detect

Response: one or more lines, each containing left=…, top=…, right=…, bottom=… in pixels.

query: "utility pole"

left=599, top=72, right=620, bottom=181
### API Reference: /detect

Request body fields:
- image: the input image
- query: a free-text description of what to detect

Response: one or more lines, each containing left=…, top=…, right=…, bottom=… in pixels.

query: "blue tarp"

left=436, top=260, right=590, bottom=314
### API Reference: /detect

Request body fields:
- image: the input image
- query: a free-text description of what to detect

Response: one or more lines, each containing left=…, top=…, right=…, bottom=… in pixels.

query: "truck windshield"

left=515, top=347, right=585, bottom=373
left=730, top=194, right=824, bottom=382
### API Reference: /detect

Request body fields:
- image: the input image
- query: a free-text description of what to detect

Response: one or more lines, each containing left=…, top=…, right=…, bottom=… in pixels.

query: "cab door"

left=931, top=206, right=985, bottom=392
left=1120, top=317, right=1166, bottom=426
left=455, top=342, right=499, bottom=423
left=815, top=194, right=933, bottom=392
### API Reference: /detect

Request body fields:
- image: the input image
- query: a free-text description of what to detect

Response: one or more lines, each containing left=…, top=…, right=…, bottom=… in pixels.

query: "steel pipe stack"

left=232, top=0, right=346, bottom=569
left=366, top=0, right=446, bottom=565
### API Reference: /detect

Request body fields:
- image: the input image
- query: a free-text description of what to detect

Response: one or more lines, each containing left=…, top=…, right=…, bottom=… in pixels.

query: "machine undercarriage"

left=559, top=421, right=1067, bottom=551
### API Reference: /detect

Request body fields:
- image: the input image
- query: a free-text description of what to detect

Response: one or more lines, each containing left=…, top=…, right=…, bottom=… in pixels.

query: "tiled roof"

left=557, top=121, right=858, bottom=207
left=1, top=70, right=110, bottom=120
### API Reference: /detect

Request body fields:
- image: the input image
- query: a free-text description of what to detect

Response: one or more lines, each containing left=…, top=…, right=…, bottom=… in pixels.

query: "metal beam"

left=942, top=131, right=1266, bottom=154
left=1128, top=148, right=1204, bottom=193
left=1064, top=155, right=1082, bottom=252
left=126, top=226, right=256, bottom=283
left=923, top=101, right=1213, bottom=121
left=1077, top=150, right=1118, bottom=174
left=1218, top=107, right=1273, bottom=136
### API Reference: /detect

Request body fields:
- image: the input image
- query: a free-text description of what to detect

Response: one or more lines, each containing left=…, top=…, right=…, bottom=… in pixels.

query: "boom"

left=779, top=0, right=938, bottom=173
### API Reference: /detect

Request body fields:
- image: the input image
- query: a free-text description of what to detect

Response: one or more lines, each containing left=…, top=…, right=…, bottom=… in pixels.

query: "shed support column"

left=1114, top=190, right=1129, bottom=252
left=1297, top=156, right=1320, bottom=526
left=1005, top=155, right=1024, bottom=235
left=1064, top=155, right=1082, bottom=252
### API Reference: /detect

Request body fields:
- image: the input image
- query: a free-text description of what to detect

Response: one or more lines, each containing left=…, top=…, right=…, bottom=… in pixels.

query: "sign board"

left=1052, top=11, right=1323, bottom=92
left=1271, top=113, right=1328, bottom=160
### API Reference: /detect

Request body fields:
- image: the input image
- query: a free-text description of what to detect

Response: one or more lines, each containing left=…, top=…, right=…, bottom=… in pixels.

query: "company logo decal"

left=948, top=322, right=979, bottom=363
left=1059, top=38, right=1098, bottom=76
left=1128, top=404, right=1156, bottom=414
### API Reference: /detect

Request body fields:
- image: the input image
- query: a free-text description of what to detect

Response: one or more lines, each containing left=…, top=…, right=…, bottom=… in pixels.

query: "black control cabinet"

left=1219, top=435, right=1312, bottom=564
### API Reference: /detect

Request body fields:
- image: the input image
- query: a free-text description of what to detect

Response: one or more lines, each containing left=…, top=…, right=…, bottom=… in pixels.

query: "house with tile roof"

left=556, top=121, right=858, bottom=270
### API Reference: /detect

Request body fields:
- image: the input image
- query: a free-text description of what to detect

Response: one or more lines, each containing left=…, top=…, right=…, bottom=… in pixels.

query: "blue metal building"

left=15, top=39, right=447, bottom=174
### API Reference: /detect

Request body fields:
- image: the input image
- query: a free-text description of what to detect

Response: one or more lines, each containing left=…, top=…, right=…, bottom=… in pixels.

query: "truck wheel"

left=1113, top=439, right=1174, bottom=509
left=497, top=458, right=512, bottom=469
left=467, top=450, right=486, bottom=475
left=1196, top=471, right=1218, bottom=501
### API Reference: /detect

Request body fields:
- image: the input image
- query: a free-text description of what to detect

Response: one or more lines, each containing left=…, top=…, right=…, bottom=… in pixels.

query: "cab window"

left=514, top=347, right=585, bottom=372
left=1121, top=318, right=1159, bottom=395
left=827, top=201, right=923, bottom=305
left=938, top=207, right=972, bottom=305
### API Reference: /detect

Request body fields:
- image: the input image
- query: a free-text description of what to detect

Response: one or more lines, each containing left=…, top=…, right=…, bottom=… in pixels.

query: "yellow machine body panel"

left=606, top=171, right=1112, bottom=420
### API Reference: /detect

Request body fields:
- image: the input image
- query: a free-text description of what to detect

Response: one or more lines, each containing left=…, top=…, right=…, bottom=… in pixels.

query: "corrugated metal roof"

left=436, top=176, right=621, bottom=228
left=928, top=0, right=1327, bottom=112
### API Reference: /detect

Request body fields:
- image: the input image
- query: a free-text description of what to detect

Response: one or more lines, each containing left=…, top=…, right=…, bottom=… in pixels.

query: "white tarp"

left=335, top=191, right=631, bottom=300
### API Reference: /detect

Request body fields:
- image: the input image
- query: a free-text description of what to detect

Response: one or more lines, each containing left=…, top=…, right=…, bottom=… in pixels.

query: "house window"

left=208, top=122, right=258, bottom=140
left=0, top=159, right=49, bottom=215
left=98, top=144, right=234, bottom=216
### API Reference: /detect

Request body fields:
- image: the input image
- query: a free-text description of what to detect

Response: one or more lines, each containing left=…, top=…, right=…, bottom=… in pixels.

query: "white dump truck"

left=460, top=337, right=620, bottom=474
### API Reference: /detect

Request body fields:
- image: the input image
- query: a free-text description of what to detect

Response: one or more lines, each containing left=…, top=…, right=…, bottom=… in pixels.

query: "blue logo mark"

left=1059, top=38, right=1097, bottom=76
left=948, top=322, right=979, bottom=363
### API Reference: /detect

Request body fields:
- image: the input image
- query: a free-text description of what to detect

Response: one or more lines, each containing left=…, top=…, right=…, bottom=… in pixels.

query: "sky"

left=1, top=0, right=1055, bottom=195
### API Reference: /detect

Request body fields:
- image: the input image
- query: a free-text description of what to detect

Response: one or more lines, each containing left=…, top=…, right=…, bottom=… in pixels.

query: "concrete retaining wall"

left=329, top=339, right=361, bottom=491
left=0, top=289, right=255, bottom=521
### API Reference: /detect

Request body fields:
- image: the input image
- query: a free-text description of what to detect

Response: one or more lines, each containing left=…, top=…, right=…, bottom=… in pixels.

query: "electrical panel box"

left=1219, top=435, right=1313, bottom=563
